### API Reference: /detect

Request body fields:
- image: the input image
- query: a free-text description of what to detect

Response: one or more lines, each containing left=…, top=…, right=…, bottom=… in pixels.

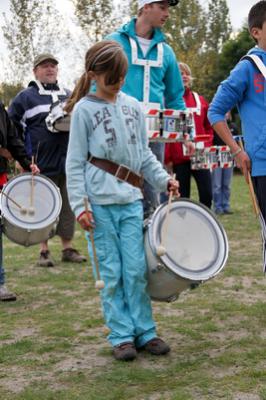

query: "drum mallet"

left=239, top=140, right=260, bottom=217
left=156, top=174, right=176, bottom=256
left=28, top=156, right=35, bottom=216
left=84, top=198, right=105, bottom=290
left=0, top=191, right=26, bottom=214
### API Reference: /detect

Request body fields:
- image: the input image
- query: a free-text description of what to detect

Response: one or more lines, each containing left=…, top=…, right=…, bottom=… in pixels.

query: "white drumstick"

left=0, top=190, right=26, bottom=213
left=28, top=156, right=35, bottom=216
left=156, top=174, right=176, bottom=256
left=84, top=198, right=104, bottom=290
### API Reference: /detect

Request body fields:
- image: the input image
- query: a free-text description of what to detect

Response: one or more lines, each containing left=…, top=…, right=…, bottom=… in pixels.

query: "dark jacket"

left=8, top=81, right=70, bottom=176
left=0, top=102, right=31, bottom=173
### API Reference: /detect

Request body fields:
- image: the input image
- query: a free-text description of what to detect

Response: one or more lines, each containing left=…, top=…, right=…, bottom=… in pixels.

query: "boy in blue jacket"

left=106, top=0, right=186, bottom=217
left=208, top=1, right=266, bottom=221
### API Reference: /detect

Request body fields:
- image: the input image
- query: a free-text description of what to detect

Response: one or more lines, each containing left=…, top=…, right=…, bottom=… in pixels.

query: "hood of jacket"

left=117, top=18, right=166, bottom=45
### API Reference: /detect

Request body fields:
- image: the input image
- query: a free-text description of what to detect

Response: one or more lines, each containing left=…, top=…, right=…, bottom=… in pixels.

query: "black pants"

left=252, top=176, right=266, bottom=220
left=173, top=162, right=213, bottom=209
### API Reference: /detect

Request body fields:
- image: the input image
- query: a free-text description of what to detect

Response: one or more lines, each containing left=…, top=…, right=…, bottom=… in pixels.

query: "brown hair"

left=248, top=1, right=266, bottom=42
left=65, top=40, right=128, bottom=113
left=248, top=0, right=266, bottom=43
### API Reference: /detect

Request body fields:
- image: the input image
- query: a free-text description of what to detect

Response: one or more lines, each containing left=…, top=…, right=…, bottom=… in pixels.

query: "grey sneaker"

left=0, top=285, right=17, bottom=301
left=113, top=342, right=137, bottom=361
left=37, top=250, right=55, bottom=267
left=61, top=248, right=87, bottom=263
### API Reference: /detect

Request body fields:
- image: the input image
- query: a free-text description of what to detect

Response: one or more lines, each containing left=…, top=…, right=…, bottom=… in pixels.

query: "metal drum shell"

left=0, top=173, right=62, bottom=247
left=1, top=217, right=58, bottom=247
left=144, top=199, right=229, bottom=302
left=53, top=114, right=71, bottom=133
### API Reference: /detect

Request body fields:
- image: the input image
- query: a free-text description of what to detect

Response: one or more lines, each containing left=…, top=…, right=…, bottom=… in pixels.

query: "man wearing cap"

left=8, top=54, right=86, bottom=267
left=107, top=0, right=187, bottom=217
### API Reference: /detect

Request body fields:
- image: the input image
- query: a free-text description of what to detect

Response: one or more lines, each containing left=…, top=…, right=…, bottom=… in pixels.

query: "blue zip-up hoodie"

left=106, top=18, right=185, bottom=110
left=66, top=92, right=170, bottom=217
left=208, top=46, right=266, bottom=176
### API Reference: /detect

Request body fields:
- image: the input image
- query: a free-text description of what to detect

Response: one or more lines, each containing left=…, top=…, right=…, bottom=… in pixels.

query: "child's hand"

left=167, top=178, right=180, bottom=197
left=77, top=210, right=95, bottom=231
left=30, top=163, right=40, bottom=174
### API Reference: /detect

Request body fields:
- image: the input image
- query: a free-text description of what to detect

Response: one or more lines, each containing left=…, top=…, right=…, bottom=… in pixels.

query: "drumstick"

left=239, top=140, right=260, bottom=216
left=84, top=197, right=105, bottom=290
left=28, top=156, right=35, bottom=215
left=0, top=190, right=26, bottom=212
left=156, top=174, right=176, bottom=256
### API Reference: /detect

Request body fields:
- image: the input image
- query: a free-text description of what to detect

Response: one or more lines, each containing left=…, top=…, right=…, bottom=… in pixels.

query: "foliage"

left=206, top=27, right=255, bottom=103
left=1, top=0, right=84, bottom=86
left=163, top=0, right=232, bottom=101
left=205, top=0, right=232, bottom=53
left=165, top=0, right=207, bottom=58
left=73, top=0, right=113, bottom=41
left=0, top=82, right=24, bottom=107
left=217, top=27, right=255, bottom=82
left=72, top=0, right=130, bottom=41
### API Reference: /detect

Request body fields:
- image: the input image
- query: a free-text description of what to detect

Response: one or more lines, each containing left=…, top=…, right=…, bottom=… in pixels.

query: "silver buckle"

left=115, top=164, right=131, bottom=182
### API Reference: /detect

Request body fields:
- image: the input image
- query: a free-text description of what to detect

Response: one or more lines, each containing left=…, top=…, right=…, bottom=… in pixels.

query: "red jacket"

left=165, top=88, right=214, bottom=165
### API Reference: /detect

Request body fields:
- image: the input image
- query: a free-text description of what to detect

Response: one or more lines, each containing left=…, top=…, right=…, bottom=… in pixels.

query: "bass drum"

left=0, top=173, right=62, bottom=247
left=144, top=199, right=229, bottom=302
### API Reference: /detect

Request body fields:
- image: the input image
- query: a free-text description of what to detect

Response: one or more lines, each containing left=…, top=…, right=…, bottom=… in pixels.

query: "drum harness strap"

left=87, top=154, right=144, bottom=189
left=129, top=37, right=162, bottom=111
left=190, top=92, right=201, bottom=116
left=37, top=81, right=68, bottom=133
left=241, top=54, right=266, bottom=79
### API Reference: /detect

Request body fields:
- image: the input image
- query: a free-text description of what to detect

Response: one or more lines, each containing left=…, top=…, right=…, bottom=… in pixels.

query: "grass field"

left=0, top=172, right=266, bottom=400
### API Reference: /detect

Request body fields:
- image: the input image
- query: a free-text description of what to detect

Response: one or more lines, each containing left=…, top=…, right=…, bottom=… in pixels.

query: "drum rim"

left=147, top=198, right=229, bottom=281
left=53, top=114, right=71, bottom=132
left=0, top=173, right=62, bottom=228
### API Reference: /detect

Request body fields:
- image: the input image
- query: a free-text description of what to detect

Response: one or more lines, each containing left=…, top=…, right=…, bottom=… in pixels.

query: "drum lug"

left=151, top=262, right=165, bottom=273
left=166, top=294, right=179, bottom=302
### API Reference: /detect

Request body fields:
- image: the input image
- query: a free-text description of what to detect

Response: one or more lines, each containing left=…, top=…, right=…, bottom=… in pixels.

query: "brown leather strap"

left=88, top=155, right=143, bottom=189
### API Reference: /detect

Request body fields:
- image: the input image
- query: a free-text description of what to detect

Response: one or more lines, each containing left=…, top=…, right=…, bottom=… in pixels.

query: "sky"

left=0, top=0, right=260, bottom=85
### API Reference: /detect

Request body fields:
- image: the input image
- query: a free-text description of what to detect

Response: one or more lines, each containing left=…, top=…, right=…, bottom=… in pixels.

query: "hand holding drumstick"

left=79, top=198, right=104, bottom=290
left=157, top=174, right=179, bottom=256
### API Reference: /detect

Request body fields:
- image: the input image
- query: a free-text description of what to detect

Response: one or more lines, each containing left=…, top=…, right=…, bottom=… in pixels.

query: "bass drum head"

left=0, top=173, right=62, bottom=230
left=148, top=198, right=229, bottom=281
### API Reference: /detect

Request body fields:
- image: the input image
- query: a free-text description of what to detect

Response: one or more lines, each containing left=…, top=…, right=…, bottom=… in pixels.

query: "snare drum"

left=45, top=100, right=70, bottom=133
left=144, top=199, right=229, bottom=302
left=0, top=173, right=62, bottom=246
left=162, top=110, right=195, bottom=142
left=218, top=145, right=234, bottom=168
left=146, top=109, right=195, bottom=142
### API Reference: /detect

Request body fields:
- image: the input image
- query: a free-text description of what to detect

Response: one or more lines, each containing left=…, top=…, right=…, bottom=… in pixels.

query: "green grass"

left=1, top=172, right=266, bottom=400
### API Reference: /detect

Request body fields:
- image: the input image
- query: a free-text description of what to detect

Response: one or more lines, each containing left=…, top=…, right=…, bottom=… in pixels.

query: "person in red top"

left=164, top=62, right=213, bottom=208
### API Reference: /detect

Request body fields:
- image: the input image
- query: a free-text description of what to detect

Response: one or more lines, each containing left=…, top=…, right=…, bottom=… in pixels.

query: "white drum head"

left=0, top=173, right=62, bottom=229
left=147, top=199, right=228, bottom=281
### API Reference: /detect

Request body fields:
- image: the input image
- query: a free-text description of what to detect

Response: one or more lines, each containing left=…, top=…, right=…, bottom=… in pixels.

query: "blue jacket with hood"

left=106, top=18, right=185, bottom=110
left=208, top=46, right=266, bottom=177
